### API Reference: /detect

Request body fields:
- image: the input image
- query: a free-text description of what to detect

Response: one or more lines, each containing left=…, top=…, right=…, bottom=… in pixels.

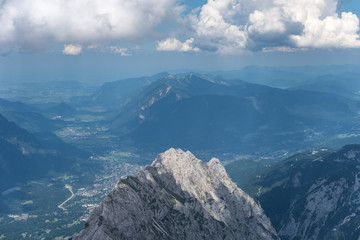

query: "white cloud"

left=109, top=46, right=132, bottom=56
left=156, top=38, right=200, bottom=52
left=291, top=11, right=360, bottom=48
left=62, top=44, right=82, bottom=55
left=1, top=0, right=360, bottom=55
left=0, top=0, right=182, bottom=53
left=274, top=0, right=360, bottom=48
left=174, top=0, right=360, bottom=53
left=186, top=0, right=248, bottom=54
left=88, top=43, right=101, bottom=49
left=87, top=44, right=133, bottom=55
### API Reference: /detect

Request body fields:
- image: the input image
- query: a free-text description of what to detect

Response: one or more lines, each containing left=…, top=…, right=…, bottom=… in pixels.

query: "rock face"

left=73, top=148, right=279, bottom=240
left=253, top=144, right=360, bottom=240
left=278, top=170, right=360, bottom=240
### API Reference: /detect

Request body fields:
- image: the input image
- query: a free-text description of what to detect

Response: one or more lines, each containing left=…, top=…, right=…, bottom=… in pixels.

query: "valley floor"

left=0, top=158, right=143, bottom=239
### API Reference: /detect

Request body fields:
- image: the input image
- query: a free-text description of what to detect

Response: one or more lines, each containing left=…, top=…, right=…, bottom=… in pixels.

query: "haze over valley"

left=1, top=65, right=360, bottom=239
left=1, top=0, right=360, bottom=239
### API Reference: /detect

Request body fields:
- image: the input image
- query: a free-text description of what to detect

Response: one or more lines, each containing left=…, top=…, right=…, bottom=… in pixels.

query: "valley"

left=57, top=184, right=75, bottom=211
left=1, top=66, right=360, bottom=239
left=2, top=0, right=360, bottom=238
left=0, top=157, right=143, bottom=239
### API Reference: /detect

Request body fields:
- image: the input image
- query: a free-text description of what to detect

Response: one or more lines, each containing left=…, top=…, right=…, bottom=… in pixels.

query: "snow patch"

left=165, top=86, right=172, bottom=95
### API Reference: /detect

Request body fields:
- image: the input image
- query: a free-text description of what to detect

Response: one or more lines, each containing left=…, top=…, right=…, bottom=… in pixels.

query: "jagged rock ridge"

left=73, top=148, right=279, bottom=240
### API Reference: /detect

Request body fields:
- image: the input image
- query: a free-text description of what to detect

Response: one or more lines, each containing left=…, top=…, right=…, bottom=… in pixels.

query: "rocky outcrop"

left=73, top=148, right=279, bottom=240
left=254, top=144, right=360, bottom=240
left=278, top=166, right=360, bottom=240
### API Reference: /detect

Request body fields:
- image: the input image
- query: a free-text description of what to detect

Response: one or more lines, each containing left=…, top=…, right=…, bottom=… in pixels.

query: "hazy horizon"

left=1, top=0, right=360, bottom=83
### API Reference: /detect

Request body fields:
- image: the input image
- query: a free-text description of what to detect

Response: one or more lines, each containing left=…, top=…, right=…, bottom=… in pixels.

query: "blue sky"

left=1, top=0, right=360, bottom=83
left=342, top=0, right=360, bottom=15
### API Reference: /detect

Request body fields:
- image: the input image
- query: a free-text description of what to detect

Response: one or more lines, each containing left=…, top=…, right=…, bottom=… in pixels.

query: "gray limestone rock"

left=73, top=148, right=279, bottom=240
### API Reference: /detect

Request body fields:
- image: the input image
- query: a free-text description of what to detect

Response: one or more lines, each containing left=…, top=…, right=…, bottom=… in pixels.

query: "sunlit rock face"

left=73, top=148, right=279, bottom=240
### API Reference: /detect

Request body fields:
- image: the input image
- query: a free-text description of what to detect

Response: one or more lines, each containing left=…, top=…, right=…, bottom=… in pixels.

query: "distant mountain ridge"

left=0, top=113, right=53, bottom=191
left=103, top=73, right=360, bottom=154
left=0, top=98, right=64, bottom=133
left=45, top=102, right=77, bottom=117
left=73, top=72, right=170, bottom=112
left=207, top=65, right=360, bottom=88
left=73, top=148, right=279, bottom=240
left=292, top=73, right=360, bottom=100
left=109, top=74, right=257, bottom=134
left=0, top=113, right=88, bottom=191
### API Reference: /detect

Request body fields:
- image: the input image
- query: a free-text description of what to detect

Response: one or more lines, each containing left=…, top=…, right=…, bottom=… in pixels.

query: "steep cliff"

left=73, top=148, right=278, bottom=240
left=253, top=145, right=360, bottom=240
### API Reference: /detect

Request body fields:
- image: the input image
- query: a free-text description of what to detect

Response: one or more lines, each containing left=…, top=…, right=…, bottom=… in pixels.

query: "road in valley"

left=58, top=184, right=75, bottom=211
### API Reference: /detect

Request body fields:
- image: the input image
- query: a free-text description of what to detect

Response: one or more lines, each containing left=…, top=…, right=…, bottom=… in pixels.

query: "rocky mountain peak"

left=150, top=148, right=236, bottom=208
left=152, top=148, right=227, bottom=180
left=74, top=148, right=279, bottom=240
left=151, top=148, right=209, bottom=183
left=152, top=148, right=200, bottom=170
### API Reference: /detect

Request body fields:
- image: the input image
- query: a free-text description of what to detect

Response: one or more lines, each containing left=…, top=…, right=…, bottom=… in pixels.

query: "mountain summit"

left=73, top=148, right=279, bottom=240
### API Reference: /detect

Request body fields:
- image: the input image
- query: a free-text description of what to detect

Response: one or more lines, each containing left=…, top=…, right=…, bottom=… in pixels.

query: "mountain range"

left=292, top=73, right=360, bottom=100
left=0, top=98, right=66, bottom=133
left=0, top=113, right=88, bottom=193
left=92, top=73, right=360, bottom=154
left=2, top=68, right=360, bottom=239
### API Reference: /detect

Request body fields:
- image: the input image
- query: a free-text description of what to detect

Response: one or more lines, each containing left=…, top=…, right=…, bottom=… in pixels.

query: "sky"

left=1, top=0, right=360, bottom=83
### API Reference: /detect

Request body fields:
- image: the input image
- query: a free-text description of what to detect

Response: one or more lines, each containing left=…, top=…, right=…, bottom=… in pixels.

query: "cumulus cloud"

left=185, top=0, right=249, bottom=54
left=0, top=0, right=182, bottom=53
left=62, top=44, right=82, bottom=55
left=170, top=0, right=360, bottom=53
left=156, top=38, right=200, bottom=52
left=291, top=11, right=360, bottom=48
left=1, top=0, right=360, bottom=55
